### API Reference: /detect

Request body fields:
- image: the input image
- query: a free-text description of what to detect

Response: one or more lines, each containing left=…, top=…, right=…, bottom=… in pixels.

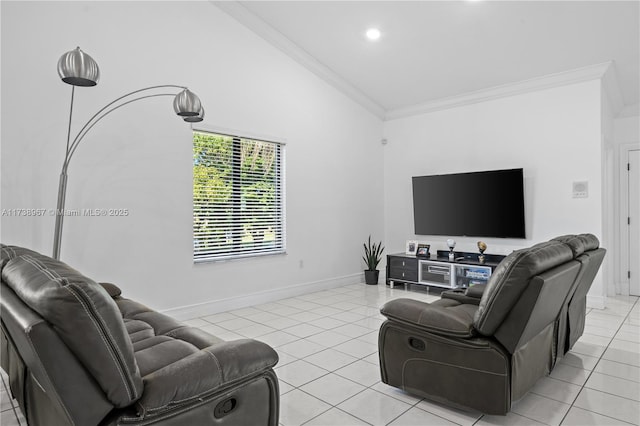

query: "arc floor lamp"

left=53, top=47, right=204, bottom=259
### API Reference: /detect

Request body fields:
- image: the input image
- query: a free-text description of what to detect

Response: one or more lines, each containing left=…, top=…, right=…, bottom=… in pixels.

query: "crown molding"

left=213, top=1, right=386, bottom=120
left=385, top=62, right=614, bottom=121
left=211, top=1, right=622, bottom=123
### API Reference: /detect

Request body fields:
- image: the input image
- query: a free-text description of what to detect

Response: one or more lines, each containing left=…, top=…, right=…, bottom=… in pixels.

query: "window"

left=193, top=130, right=285, bottom=261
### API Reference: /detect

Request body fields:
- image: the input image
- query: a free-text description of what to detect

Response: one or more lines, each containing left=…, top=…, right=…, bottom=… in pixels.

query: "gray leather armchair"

left=378, top=234, right=604, bottom=414
left=0, top=245, right=280, bottom=425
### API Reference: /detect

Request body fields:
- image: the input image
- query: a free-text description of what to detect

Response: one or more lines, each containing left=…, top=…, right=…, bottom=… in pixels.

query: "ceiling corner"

left=601, top=61, right=625, bottom=117
left=212, top=1, right=386, bottom=120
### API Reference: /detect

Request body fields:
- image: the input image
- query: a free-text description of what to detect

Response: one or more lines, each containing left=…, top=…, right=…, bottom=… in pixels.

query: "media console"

left=386, top=250, right=506, bottom=289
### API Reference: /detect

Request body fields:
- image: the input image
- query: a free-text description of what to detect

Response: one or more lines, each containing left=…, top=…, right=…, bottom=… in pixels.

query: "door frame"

left=618, top=142, right=640, bottom=295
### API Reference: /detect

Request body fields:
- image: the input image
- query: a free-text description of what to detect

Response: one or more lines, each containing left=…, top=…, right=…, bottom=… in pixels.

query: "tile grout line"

left=294, top=373, right=426, bottom=426
left=205, top=288, right=638, bottom=425
left=273, top=317, right=385, bottom=423
left=503, top=297, right=640, bottom=426
left=557, top=297, right=640, bottom=425
left=1, top=373, right=22, bottom=425
left=280, top=336, right=473, bottom=423
left=202, top=288, right=638, bottom=426
left=562, top=409, right=637, bottom=426
left=1, top=284, right=426, bottom=426
left=275, top=286, right=432, bottom=425
left=210, top=302, right=383, bottom=339
left=2, top=286, right=400, bottom=426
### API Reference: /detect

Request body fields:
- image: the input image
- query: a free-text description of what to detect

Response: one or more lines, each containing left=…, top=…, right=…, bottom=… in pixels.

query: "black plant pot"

left=364, top=270, right=379, bottom=285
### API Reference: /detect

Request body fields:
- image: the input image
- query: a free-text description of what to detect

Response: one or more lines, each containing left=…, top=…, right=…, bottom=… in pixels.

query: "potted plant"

left=362, top=235, right=384, bottom=285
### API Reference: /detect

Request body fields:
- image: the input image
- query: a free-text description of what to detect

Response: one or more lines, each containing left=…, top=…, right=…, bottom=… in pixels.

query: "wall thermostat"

left=572, top=181, right=588, bottom=198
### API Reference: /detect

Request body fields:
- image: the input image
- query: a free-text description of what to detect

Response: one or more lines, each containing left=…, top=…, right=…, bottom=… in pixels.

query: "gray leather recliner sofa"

left=0, top=245, right=280, bottom=425
left=378, top=234, right=605, bottom=415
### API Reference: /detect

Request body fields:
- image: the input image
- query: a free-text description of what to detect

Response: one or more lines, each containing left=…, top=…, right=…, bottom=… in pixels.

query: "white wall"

left=0, top=1, right=623, bottom=314
left=614, top=113, right=640, bottom=294
left=382, top=81, right=606, bottom=307
left=615, top=114, right=640, bottom=143
left=1, top=1, right=384, bottom=316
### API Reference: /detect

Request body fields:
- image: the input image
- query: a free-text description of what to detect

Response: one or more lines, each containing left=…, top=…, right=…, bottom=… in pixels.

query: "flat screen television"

left=412, top=168, right=526, bottom=238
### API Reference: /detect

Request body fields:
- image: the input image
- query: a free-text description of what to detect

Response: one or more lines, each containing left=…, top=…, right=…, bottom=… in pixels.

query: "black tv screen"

left=412, top=168, right=526, bottom=239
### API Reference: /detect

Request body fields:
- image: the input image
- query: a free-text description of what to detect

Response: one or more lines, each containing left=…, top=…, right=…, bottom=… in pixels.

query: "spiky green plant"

left=362, top=235, right=384, bottom=271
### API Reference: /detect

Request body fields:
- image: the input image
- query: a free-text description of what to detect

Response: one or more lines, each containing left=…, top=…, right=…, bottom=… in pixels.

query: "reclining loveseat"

left=0, top=244, right=280, bottom=425
left=378, top=234, right=605, bottom=414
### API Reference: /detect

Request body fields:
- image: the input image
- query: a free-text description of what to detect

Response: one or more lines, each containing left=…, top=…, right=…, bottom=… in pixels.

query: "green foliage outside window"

left=193, top=131, right=283, bottom=260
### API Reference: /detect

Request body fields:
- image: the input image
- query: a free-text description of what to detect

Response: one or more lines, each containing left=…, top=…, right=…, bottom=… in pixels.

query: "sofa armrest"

left=98, top=282, right=122, bottom=298
left=441, top=284, right=487, bottom=305
left=380, top=298, right=477, bottom=338
left=136, top=339, right=278, bottom=415
left=466, top=284, right=487, bottom=298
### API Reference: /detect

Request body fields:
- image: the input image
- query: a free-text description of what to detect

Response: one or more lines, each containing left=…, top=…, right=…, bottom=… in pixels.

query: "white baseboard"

left=162, top=272, right=364, bottom=321
left=587, top=294, right=606, bottom=310
left=613, top=281, right=630, bottom=296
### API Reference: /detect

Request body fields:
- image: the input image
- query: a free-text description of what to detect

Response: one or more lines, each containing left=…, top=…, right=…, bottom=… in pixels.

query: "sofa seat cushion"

left=111, top=300, right=279, bottom=418
left=114, top=298, right=223, bottom=379
left=134, top=338, right=201, bottom=377
left=125, top=319, right=157, bottom=343
left=135, top=339, right=278, bottom=417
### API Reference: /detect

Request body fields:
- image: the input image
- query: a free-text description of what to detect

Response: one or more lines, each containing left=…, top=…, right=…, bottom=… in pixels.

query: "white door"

left=630, top=150, right=640, bottom=296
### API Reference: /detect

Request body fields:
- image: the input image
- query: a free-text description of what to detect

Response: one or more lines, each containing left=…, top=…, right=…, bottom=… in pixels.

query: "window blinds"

left=193, top=131, right=285, bottom=261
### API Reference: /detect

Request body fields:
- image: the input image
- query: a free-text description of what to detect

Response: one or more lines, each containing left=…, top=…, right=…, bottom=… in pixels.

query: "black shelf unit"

left=386, top=251, right=506, bottom=289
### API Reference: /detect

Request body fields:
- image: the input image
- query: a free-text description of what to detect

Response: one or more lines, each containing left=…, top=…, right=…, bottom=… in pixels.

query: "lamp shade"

left=173, top=89, right=201, bottom=116
left=183, top=107, right=204, bottom=123
left=57, top=47, right=100, bottom=87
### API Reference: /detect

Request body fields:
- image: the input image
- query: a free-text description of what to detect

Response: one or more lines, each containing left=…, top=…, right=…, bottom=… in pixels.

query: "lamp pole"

left=53, top=47, right=203, bottom=259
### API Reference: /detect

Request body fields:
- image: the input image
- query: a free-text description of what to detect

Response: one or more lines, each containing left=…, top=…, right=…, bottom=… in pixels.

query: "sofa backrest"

left=0, top=245, right=143, bottom=408
left=474, top=240, right=574, bottom=339
left=1, top=280, right=114, bottom=425
left=493, top=258, right=581, bottom=354
left=552, top=233, right=599, bottom=258
left=551, top=234, right=605, bottom=352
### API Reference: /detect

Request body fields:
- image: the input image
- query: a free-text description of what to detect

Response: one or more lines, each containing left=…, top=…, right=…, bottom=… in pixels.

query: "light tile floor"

left=1, top=283, right=638, bottom=425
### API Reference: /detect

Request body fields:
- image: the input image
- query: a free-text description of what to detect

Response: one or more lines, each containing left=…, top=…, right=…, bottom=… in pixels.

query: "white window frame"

left=193, top=127, right=286, bottom=262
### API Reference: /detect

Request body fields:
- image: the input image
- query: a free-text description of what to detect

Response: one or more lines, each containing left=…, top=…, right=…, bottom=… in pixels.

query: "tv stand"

left=386, top=251, right=505, bottom=290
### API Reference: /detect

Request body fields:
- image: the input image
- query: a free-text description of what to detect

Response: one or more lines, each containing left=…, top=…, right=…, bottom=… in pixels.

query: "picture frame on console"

left=416, top=244, right=430, bottom=258
left=406, top=240, right=418, bottom=255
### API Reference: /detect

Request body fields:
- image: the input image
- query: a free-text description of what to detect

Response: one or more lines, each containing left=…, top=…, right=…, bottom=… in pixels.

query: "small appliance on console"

left=446, top=239, right=456, bottom=261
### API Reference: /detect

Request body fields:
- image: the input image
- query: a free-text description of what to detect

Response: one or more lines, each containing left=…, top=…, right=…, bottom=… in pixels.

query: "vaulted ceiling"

left=216, top=1, right=639, bottom=119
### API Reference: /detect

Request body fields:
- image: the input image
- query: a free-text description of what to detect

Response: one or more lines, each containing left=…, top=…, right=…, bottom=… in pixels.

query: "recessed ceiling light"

left=366, top=28, right=381, bottom=41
